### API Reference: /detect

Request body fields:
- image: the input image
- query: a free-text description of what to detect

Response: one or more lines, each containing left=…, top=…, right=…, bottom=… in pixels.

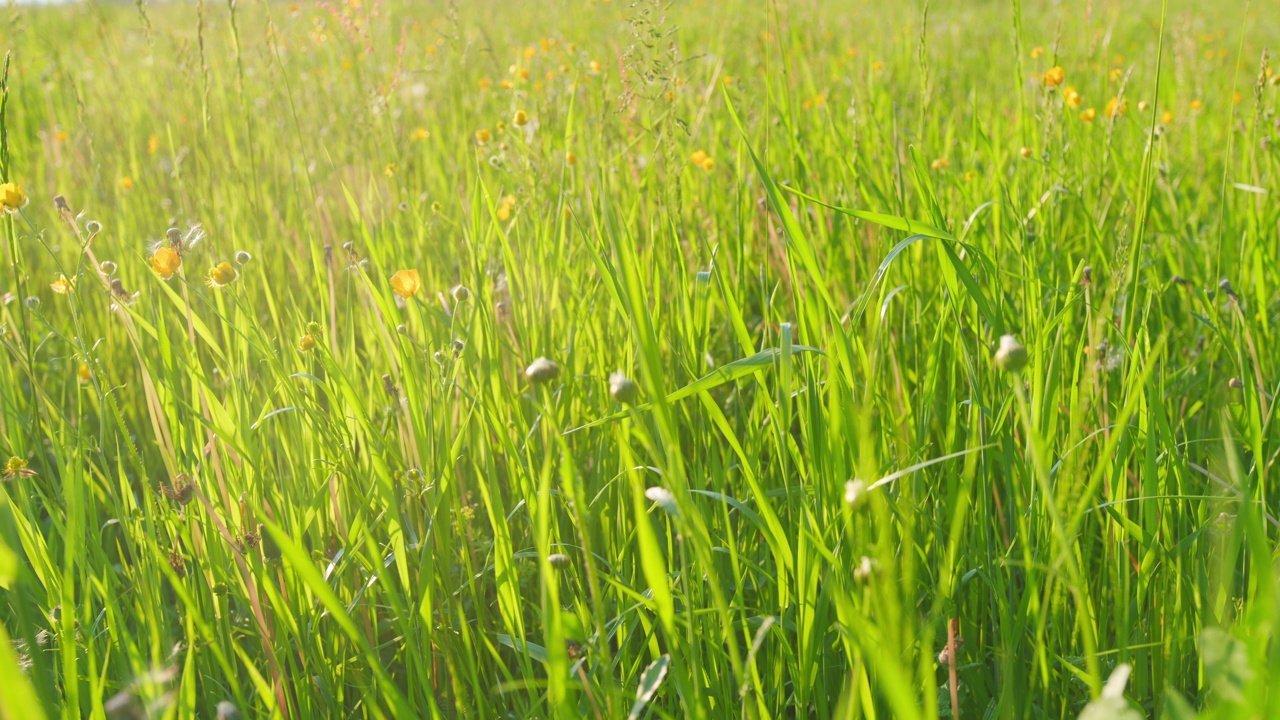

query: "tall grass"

left=0, top=0, right=1278, bottom=717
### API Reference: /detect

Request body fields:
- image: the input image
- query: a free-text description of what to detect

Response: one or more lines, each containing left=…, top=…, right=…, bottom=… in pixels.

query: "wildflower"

left=609, top=371, right=639, bottom=404
left=384, top=163, right=396, bottom=177
left=411, top=127, right=429, bottom=141
left=1064, top=86, right=1084, bottom=108
left=50, top=274, right=74, bottom=295
left=1190, top=99, right=1203, bottom=111
left=525, top=357, right=560, bottom=384
left=479, top=77, right=492, bottom=89
left=1042, top=66, right=1065, bottom=87
left=149, top=246, right=182, bottom=279
left=588, top=60, right=601, bottom=74
left=994, top=335, right=1029, bottom=373
left=234, top=250, right=252, bottom=265
left=1019, top=146, right=1033, bottom=159
left=54, top=129, right=69, bottom=142
left=78, top=363, right=92, bottom=384
left=475, top=128, right=492, bottom=145
left=0, top=182, right=28, bottom=213
left=513, top=110, right=529, bottom=127
left=722, top=76, right=734, bottom=85
left=844, top=479, right=868, bottom=510
left=930, top=157, right=949, bottom=170
left=1109, top=68, right=1124, bottom=82
left=1161, top=110, right=1174, bottom=124
left=1137, top=101, right=1150, bottom=112
left=161, top=474, right=196, bottom=505
left=871, top=61, right=884, bottom=72
left=497, top=195, right=515, bottom=221
left=1080, top=107, right=1097, bottom=122
left=147, top=134, right=160, bottom=155
left=205, top=262, right=239, bottom=288
left=1030, top=46, right=1044, bottom=59
left=690, top=149, right=708, bottom=166
left=518, top=68, right=530, bottom=81
left=963, top=170, right=977, bottom=182
left=500, top=79, right=513, bottom=90
left=1232, top=91, right=1243, bottom=105
left=1103, top=97, right=1127, bottom=118
left=120, top=176, right=135, bottom=191
left=566, top=151, right=577, bottom=166
left=389, top=269, right=422, bottom=298
left=700, top=156, right=715, bottom=171
left=2, top=456, right=37, bottom=481
left=846, top=47, right=858, bottom=57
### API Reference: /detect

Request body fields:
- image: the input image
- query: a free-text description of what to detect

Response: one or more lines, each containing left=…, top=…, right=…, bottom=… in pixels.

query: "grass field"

left=1, top=0, right=1279, bottom=717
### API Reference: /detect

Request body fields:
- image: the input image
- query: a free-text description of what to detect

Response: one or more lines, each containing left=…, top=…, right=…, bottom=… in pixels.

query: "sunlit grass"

left=1, top=0, right=1279, bottom=717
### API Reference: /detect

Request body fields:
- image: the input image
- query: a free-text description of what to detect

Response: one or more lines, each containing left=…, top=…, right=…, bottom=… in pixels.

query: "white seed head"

left=843, top=479, right=868, bottom=509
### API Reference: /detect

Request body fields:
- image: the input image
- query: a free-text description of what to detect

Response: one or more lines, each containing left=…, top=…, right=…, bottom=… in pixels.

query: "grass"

left=0, top=0, right=1278, bottom=717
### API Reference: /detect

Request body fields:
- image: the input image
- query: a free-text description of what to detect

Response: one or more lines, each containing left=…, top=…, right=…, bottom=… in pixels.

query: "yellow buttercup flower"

left=588, top=60, right=602, bottom=75
left=1030, top=46, right=1044, bottom=59
left=513, top=110, right=529, bottom=127
left=690, top=149, right=708, bottom=165
left=1190, top=99, right=1203, bottom=111
left=78, top=363, right=92, bottom=384
left=1042, top=66, right=1065, bottom=87
left=120, top=176, right=135, bottom=191
left=147, top=134, right=160, bottom=155
left=411, top=127, right=429, bottom=141
left=1103, top=97, right=1127, bottom=118
left=149, top=246, right=182, bottom=279
left=297, top=334, right=316, bottom=352
left=475, top=128, right=492, bottom=145
left=50, top=274, right=75, bottom=295
left=930, top=157, right=949, bottom=170
left=566, top=151, right=577, bottom=166
left=205, top=262, right=239, bottom=288
left=478, top=78, right=492, bottom=89
left=1160, top=110, right=1174, bottom=124
left=1064, top=87, right=1084, bottom=109
left=1080, top=107, right=1097, bottom=122
left=0, top=182, right=28, bottom=213
left=389, top=269, right=422, bottom=298
left=496, top=195, right=516, bottom=221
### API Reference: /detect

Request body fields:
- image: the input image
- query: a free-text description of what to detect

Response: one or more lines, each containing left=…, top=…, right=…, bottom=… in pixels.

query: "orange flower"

left=149, top=246, right=182, bottom=279
left=1042, top=66, right=1065, bottom=87
left=389, top=269, right=422, bottom=298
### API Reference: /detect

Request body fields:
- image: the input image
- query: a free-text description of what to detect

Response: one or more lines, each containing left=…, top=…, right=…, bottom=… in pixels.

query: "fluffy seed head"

left=994, top=335, right=1029, bottom=373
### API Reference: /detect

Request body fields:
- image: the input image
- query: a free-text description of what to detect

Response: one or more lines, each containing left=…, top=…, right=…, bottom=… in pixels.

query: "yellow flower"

left=297, top=334, right=316, bottom=352
left=1109, top=68, right=1124, bottom=81
left=147, top=134, right=160, bottom=155
left=479, top=78, right=492, bottom=89
left=1137, top=101, right=1150, bottom=112
left=500, top=79, right=513, bottom=90
left=513, top=110, right=529, bottom=127
left=1190, top=99, right=1203, bottom=111
left=690, top=149, right=708, bottom=166
left=1080, top=107, right=1097, bottom=122
left=120, top=176, right=135, bottom=191
left=1103, top=97, right=1127, bottom=118
left=1030, top=46, right=1044, bottom=59
left=701, top=156, right=715, bottom=171
left=846, top=47, right=859, bottom=57
left=149, top=246, right=182, bottom=279
left=384, top=163, right=397, bottom=177
left=1042, top=66, right=1065, bottom=87
left=588, top=60, right=601, bottom=74
left=389, top=269, right=422, bottom=298
left=78, top=363, right=92, bottom=384
left=871, top=61, right=884, bottom=72
left=566, top=151, right=577, bottom=166
left=205, top=262, right=239, bottom=288
left=1232, top=91, right=1242, bottom=105
left=1160, top=110, right=1174, bottom=124
left=54, top=130, right=69, bottom=143
left=475, top=128, right=492, bottom=145
left=0, top=182, right=29, bottom=213
left=930, top=157, right=949, bottom=170
left=1020, top=146, right=1033, bottom=159
left=722, top=76, right=734, bottom=85
left=963, top=170, right=977, bottom=182
left=523, top=46, right=537, bottom=60
left=496, top=195, right=515, bottom=221
left=50, top=274, right=74, bottom=295
left=518, top=68, right=530, bottom=81
left=411, top=127, right=429, bottom=141
left=1064, top=87, right=1084, bottom=108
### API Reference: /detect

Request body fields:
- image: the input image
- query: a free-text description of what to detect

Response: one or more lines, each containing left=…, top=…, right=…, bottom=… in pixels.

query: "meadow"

left=0, top=0, right=1278, bottom=717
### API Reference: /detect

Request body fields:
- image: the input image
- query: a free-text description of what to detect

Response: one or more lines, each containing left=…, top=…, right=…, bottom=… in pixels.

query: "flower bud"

left=234, top=250, right=252, bottom=265
left=86, top=220, right=102, bottom=234
left=547, top=553, right=572, bottom=569
left=994, top=335, right=1028, bottom=373
left=525, top=357, right=560, bottom=384
left=609, top=371, right=639, bottom=404
left=99, top=260, right=117, bottom=275
left=843, top=479, right=868, bottom=510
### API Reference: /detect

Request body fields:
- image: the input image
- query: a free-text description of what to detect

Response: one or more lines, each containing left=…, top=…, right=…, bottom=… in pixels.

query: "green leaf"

left=1200, top=627, right=1251, bottom=703
left=627, top=654, right=670, bottom=720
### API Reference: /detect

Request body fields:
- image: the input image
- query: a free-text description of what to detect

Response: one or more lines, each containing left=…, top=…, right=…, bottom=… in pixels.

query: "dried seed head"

left=1229, top=377, right=1244, bottom=389
left=525, top=357, right=560, bottom=384
left=451, top=339, right=465, bottom=354
left=53, top=195, right=69, bottom=211
left=547, top=553, right=572, bottom=569
left=994, top=335, right=1028, bottom=373
left=383, top=374, right=399, bottom=397
left=216, top=701, right=242, bottom=720
left=1081, top=265, right=1093, bottom=285
left=609, top=371, right=639, bottom=404
left=166, top=227, right=183, bottom=243
left=86, top=220, right=102, bottom=234
left=1219, top=278, right=1237, bottom=298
